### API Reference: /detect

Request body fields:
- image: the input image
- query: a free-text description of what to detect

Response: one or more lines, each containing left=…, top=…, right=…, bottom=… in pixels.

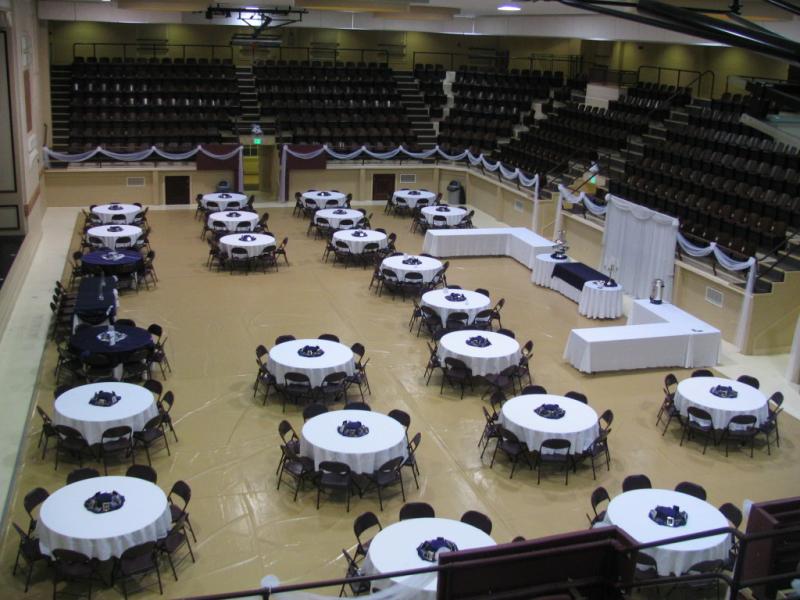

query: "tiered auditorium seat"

left=413, top=63, right=446, bottom=118
left=67, top=56, right=237, bottom=153
left=254, top=59, right=418, bottom=150
left=437, top=66, right=558, bottom=152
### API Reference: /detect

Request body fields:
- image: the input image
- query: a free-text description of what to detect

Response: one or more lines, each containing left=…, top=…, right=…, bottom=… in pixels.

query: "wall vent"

left=705, top=286, right=724, bottom=307
left=399, top=174, right=416, bottom=184
left=126, top=177, right=145, bottom=187
left=514, top=200, right=524, bottom=212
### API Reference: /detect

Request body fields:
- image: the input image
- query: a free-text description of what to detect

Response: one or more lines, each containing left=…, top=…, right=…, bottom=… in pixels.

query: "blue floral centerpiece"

left=417, top=538, right=458, bottom=562
left=97, top=329, right=128, bottom=344
left=333, top=209, right=347, bottom=215
left=408, top=190, right=421, bottom=196
left=444, top=292, right=466, bottom=302
left=649, top=505, right=688, bottom=528
left=402, top=257, right=422, bottom=266
left=535, top=403, right=565, bottom=419
left=107, top=225, right=124, bottom=232
left=101, top=251, right=125, bottom=261
left=466, top=335, right=491, bottom=348
left=89, top=390, right=121, bottom=407
left=298, top=345, right=325, bottom=358
left=351, top=230, right=368, bottom=238
left=710, top=385, right=738, bottom=398
left=337, top=420, right=369, bottom=437
left=84, top=491, right=125, bottom=514
left=227, top=211, right=241, bottom=217
left=108, top=204, right=123, bottom=210
left=238, top=234, right=256, bottom=242
left=319, top=191, right=330, bottom=197
left=435, top=206, right=451, bottom=212
left=219, top=193, right=231, bottom=198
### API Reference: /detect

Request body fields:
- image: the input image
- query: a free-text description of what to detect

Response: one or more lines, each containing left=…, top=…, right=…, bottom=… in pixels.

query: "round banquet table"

left=314, top=208, right=363, bottom=230
left=201, top=192, right=248, bottom=211
left=54, top=382, right=158, bottom=445
left=532, top=252, right=571, bottom=287
left=675, top=376, right=768, bottom=429
left=500, top=394, right=599, bottom=454
left=604, top=488, right=731, bottom=576
left=421, top=289, right=491, bottom=324
left=37, top=476, right=172, bottom=560
left=363, top=518, right=496, bottom=597
left=86, top=225, right=142, bottom=249
left=207, top=210, right=259, bottom=232
left=81, top=249, right=143, bottom=276
left=267, top=338, right=355, bottom=388
left=382, top=255, right=443, bottom=283
left=421, top=205, right=467, bottom=227
left=70, top=325, right=154, bottom=365
left=300, top=410, right=408, bottom=473
left=302, top=190, right=346, bottom=209
left=332, top=229, right=387, bottom=254
left=578, top=280, right=624, bottom=319
left=218, top=233, right=275, bottom=258
left=392, top=189, right=436, bottom=209
left=438, top=330, right=520, bottom=377
left=91, top=203, right=141, bottom=224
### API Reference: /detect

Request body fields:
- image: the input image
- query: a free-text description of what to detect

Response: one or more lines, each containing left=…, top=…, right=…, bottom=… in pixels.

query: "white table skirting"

left=37, top=476, right=172, bottom=560
left=604, top=488, right=731, bottom=576
left=208, top=211, right=259, bottom=232
left=54, top=382, right=157, bottom=445
left=218, top=233, right=275, bottom=258
left=578, top=281, right=624, bottom=319
left=675, top=376, right=768, bottom=429
left=421, top=289, right=490, bottom=324
left=392, top=189, right=436, bottom=209
left=202, top=193, right=248, bottom=210
left=332, top=229, right=387, bottom=254
left=382, top=255, right=443, bottom=283
left=363, top=518, right=496, bottom=597
left=500, top=394, right=599, bottom=454
left=421, top=205, right=467, bottom=227
left=91, top=204, right=141, bottom=224
left=532, top=253, right=571, bottom=286
left=438, top=330, right=520, bottom=377
left=314, top=208, right=363, bottom=230
left=300, top=410, right=408, bottom=474
left=564, top=300, right=720, bottom=373
left=423, top=228, right=555, bottom=270
left=86, top=225, right=143, bottom=249
left=302, top=191, right=346, bottom=208
left=267, top=338, right=355, bottom=387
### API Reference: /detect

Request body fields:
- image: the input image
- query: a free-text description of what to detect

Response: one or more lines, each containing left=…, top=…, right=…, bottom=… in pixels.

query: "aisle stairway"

left=49, top=65, right=72, bottom=152
left=392, top=72, right=437, bottom=150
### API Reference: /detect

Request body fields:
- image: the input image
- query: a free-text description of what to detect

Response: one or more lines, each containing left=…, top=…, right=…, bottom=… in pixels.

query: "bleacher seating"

left=413, top=63, right=446, bottom=118
left=67, top=56, right=238, bottom=153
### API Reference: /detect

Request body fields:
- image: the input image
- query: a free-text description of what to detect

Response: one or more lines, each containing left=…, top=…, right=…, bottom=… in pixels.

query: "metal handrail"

left=725, top=73, right=790, bottom=93
left=71, top=42, right=234, bottom=61
left=754, top=235, right=793, bottom=281
left=637, top=64, right=707, bottom=95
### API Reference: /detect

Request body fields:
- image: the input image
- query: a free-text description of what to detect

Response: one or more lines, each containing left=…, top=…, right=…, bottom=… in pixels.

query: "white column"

left=787, top=314, right=800, bottom=383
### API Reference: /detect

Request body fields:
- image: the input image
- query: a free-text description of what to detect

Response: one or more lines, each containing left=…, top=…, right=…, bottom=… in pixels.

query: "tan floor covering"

left=1, top=206, right=798, bottom=599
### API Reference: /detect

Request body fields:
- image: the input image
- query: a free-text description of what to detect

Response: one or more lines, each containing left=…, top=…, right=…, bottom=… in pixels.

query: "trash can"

left=216, top=180, right=231, bottom=193
left=447, top=180, right=465, bottom=205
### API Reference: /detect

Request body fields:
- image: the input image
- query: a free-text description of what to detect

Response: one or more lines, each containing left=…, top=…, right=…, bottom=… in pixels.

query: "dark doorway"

left=164, top=176, right=191, bottom=205
left=372, top=174, right=395, bottom=201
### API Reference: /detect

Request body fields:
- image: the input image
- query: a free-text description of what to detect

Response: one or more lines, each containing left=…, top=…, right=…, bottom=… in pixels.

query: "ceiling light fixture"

left=497, top=3, right=522, bottom=11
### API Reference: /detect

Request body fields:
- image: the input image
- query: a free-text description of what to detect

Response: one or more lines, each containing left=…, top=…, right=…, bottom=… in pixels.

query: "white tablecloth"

left=438, top=330, right=520, bottom=377
left=267, top=338, right=355, bottom=387
left=302, top=191, right=346, bottom=208
left=37, top=476, right=172, bottom=560
left=423, top=228, right=555, bottom=269
left=208, top=211, right=259, bottom=232
left=578, top=281, right=624, bottom=319
left=314, top=208, right=363, bottom=230
left=54, top=382, right=157, bottom=445
left=605, top=489, right=731, bottom=576
left=382, top=255, right=443, bottom=283
left=500, top=394, right=599, bottom=454
left=675, top=376, right=768, bottom=429
left=218, top=233, right=275, bottom=258
left=91, top=204, right=141, bottom=224
left=332, top=229, right=387, bottom=254
left=564, top=300, right=721, bottom=373
left=421, top=205, right=467, bottom=227
left=392, top=189, right=436, bottom=209
left=300, top=410, right=408, bottom=474
left=201, top=193, right=248, bottom=210
left=86, top=225, right=143, bottom=249
left=421, top=289, right=490, bottom=324
left=363, top=518, right=496, bottom=598
left=532, top=253, right=572, bottom=286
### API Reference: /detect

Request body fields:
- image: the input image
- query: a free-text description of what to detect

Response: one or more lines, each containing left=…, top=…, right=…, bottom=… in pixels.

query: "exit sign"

left=253, top=138, right=262, bottom=145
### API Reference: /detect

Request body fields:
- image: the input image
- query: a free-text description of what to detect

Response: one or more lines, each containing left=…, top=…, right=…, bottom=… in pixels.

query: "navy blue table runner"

left=551, top=262, right=607, bottom=290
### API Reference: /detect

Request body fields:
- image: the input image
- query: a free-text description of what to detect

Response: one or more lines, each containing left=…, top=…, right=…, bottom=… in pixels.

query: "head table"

left=37, top=476, right=172, bottom=560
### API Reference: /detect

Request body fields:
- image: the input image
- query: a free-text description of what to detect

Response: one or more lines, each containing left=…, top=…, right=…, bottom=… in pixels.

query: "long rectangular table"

left=564, top=299, right=721, bottom=373
left=422, top=228, right=554, bottom=269
left=550, top=262, right=608, bottom=303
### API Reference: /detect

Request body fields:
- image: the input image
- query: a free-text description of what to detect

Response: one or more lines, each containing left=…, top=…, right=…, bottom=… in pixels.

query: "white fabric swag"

left=602, top=194, right=679, bottom=302
left=43, top=145, right=245, bottom=192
